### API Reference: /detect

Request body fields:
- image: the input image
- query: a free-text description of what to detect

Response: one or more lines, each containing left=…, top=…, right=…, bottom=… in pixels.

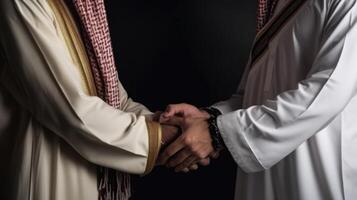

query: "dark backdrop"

left=105, top=1, right=257, bottom=200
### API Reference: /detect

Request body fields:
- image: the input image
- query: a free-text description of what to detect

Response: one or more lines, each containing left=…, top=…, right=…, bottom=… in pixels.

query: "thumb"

left=161, top=116, right=185, bottom=127
left=163, top=103, right=191, bottom=118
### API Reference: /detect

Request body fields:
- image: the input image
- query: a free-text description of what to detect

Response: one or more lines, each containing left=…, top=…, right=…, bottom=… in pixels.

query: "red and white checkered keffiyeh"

left=70, top=0, right=130, bottom=200
left=73, top=0, right=121, bottom=108
left=256, top=0, right=280, bottom=32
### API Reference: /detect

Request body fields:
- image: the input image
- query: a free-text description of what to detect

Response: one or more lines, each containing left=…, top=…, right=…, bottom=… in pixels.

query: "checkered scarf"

left=257, top=0, right=280, bottom=32
left=70, top=0, right=130, bottom=200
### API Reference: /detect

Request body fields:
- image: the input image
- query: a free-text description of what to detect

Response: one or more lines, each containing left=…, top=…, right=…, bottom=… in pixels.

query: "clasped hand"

left=156, top=103, right=220, bottom=173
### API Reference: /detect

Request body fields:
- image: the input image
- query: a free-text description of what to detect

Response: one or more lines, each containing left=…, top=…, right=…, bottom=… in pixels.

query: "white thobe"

left=214, top=0, right=357, bottom=199
left=0, top=0, right=161, bottom=199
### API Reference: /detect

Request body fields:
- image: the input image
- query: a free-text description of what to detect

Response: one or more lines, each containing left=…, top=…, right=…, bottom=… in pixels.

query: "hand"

left=159, top=123, right=211, bottom=171
left=161, top=124, right=180, bottom=147
left=161, top=120, right=212, bottom=172
left=160, top=103, right=210, bottom=123
left=159, top=103, right=221, bottom=172
left=178, top=157, right=211, bottom=173
left=157, top=116, right=215, bottom=172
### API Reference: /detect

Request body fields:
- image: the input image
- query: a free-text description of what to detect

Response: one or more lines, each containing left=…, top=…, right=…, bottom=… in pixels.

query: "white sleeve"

left=213, top=91, right=244, bottom=114
left=0, top=0, right=160, bottom=174
left=218, top=1, right=357, bottom=172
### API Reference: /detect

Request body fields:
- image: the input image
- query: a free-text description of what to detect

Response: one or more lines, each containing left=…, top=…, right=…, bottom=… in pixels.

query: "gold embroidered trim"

left=48, top=0, right=97, bottom=96
left=144, top=120, right=162, bottom=175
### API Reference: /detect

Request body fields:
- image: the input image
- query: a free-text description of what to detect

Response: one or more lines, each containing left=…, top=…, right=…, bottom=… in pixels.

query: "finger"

left=182, top=168, right=190, bottom=173
left=160, top=116, right=185, bottom=127
left=210, top=151, right=220, bottom=159
left=198, top=158, right=210, bottom=166
left=157, top=136, right=185, bottom=165
left=159, top=114, right=168, bottom=123
left=188, top=164, right=199, bottom=171
left=163, top=103, right=190, bottom=118
left=167, top=148, right=192, bottom=168
left=174, top=155, right=198, bottom=172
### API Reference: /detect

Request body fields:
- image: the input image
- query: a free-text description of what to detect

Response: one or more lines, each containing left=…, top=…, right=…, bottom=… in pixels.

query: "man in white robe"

left=0, top=0, right=189, bottom=199
left=159, top=0, right=357, bottom=199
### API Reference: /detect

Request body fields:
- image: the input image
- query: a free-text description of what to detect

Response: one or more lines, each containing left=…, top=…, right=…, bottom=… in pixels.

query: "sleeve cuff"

left=212, top=94, right=243, bottom=115
left=143, top=120, right=162, bottom=175
left=217, top=112, right=265, bottom=173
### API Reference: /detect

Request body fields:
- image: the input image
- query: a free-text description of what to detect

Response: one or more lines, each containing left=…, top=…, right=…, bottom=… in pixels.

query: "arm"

left=158, top=0, right=357, bottom=173
left=0, top=0, right=160, bottom=174
left=219, top=0, right=357, bottom=172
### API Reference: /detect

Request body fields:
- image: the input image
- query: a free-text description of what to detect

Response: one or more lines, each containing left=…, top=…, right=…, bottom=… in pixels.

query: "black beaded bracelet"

left=201, top=107, right=225, bottom=151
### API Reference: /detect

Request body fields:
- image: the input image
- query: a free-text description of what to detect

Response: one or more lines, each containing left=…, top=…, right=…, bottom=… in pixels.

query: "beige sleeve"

left=0, top=0, right=160, bottom=174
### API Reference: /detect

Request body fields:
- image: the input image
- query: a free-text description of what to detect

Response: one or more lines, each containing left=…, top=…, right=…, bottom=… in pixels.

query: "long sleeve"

left=213, top=92, right=243, bottom=114
left=0, top=0, right=160, bottom=174
left=217, top=1, right=357, bottom=172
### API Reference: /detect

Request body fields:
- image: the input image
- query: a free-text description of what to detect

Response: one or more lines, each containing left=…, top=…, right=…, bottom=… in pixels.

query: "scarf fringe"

left=98, top=168, right=131, bottom=200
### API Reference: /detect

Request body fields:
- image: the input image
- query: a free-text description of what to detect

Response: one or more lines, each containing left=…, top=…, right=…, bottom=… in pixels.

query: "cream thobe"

left=214, top=0, right=357, bottom=199
left=0, top=0, right=161, bottom=200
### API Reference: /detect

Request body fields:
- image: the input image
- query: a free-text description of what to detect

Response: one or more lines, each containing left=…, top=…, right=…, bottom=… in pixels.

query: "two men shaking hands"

left=155, top=103, right=224, bottom=173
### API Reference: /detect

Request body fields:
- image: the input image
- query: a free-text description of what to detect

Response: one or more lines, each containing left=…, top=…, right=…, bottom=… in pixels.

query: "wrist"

left=200, top=110, right=211, bottom=119
left=201, top=107, right=225, bottom=151
left=201, top=107, right=222, bottom=119
left=160, top=124, right=180, bottom=148
left=207, top=117, right=225, bottom=151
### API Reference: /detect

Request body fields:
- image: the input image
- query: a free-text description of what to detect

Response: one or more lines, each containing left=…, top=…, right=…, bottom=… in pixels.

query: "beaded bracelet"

left=201, top=107, right=225, bottom=151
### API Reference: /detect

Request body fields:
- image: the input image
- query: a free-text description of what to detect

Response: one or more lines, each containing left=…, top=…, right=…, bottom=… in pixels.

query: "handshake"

left=152, top=103, right=223, bottom=173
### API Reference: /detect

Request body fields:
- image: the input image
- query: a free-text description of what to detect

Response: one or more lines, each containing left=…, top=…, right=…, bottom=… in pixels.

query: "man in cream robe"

left=0, top=0, right=165, bottom=199
left=160, top=0, right=357, bottom=199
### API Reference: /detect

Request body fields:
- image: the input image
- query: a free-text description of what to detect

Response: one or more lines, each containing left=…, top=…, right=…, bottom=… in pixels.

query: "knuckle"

left=189, top=145, right=195, bottom=152
left=197, top=152, right=206, bottom=159
left=190, top=164, right=198, bottom=170
left=182, top=168, right=189, bottom=173
left=184, top=136, right=192, bottom=145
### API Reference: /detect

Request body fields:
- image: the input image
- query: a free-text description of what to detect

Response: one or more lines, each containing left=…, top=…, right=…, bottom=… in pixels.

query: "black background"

left=105, top=1, right=257, bottom=199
